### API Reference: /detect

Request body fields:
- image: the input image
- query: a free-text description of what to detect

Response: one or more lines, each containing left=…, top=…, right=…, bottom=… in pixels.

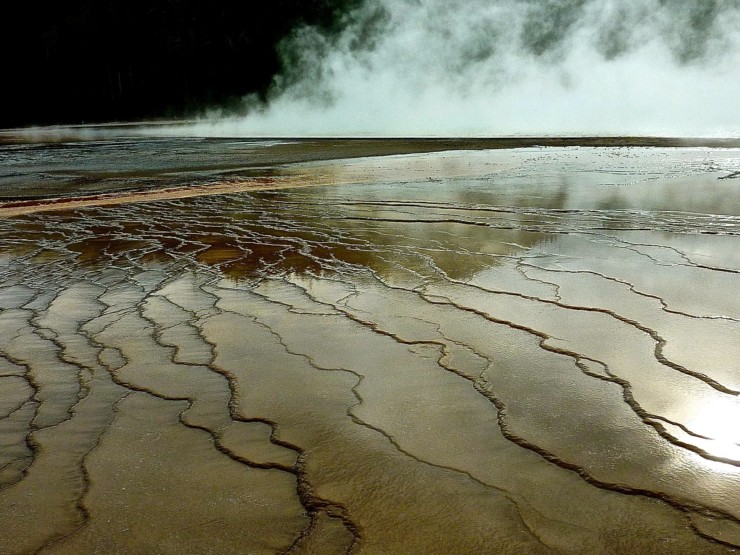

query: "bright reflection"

left=689, top=398, right=740, bottom=444
left=685, top=398, right=740, bottom=462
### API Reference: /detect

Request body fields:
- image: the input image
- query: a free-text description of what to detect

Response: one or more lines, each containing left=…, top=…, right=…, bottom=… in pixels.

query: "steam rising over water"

left=190, top=0, right=740, bottom=137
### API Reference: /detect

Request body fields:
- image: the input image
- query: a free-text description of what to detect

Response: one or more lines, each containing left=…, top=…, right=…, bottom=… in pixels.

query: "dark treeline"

left=1, top=0, right=355, bottom=128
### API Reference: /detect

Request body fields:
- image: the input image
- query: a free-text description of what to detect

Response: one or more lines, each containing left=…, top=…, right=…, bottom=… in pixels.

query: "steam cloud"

left=191, top=0, right=740, bottom=137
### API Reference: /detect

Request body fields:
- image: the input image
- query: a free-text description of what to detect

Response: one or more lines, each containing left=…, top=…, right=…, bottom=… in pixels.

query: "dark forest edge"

left=1, top=0, right=359, bottom=128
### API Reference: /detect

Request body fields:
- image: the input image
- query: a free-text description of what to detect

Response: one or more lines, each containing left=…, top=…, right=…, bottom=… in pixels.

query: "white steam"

left=191, top=0, right=740, bottom=137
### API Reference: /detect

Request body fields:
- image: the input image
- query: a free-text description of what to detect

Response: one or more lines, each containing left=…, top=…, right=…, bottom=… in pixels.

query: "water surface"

left=0, top=141, right=739, bottom=553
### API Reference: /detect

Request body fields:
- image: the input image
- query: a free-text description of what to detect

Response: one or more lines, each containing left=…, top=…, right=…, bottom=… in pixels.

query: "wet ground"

left=0, top=139, right=739, bottom=553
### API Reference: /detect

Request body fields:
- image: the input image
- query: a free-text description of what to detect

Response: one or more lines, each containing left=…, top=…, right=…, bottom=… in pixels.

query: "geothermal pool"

left=1, top=138, right=739, bottom=553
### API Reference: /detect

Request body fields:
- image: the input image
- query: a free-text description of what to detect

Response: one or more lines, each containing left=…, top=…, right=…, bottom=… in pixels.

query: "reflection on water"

left=0, top=144, right=739, bottom=553
left=687, top=398, right=740, bottom=461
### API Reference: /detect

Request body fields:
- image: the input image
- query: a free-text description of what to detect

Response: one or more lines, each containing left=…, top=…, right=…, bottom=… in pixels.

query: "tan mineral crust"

left=0, top=137, right=739, bottom=553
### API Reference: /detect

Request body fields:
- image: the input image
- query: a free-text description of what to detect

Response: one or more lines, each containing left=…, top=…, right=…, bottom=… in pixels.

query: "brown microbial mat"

left=0, top=139, right=739, bottom=553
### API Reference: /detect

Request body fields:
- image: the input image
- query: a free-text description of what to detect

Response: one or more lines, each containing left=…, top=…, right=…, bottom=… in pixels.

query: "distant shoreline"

left=2, top=136, right=739, bottom=216
left=2, top=125, right=740, bottom=149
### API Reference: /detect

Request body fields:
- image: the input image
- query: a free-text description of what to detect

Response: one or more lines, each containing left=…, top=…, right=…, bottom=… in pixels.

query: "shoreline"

left=3, top=128, right=740, bottom=148
left=2, top=141, right=739, bottom=217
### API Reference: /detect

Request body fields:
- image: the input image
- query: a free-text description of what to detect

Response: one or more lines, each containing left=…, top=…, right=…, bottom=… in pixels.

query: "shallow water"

left=0, top=142, right=739, bottom=553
